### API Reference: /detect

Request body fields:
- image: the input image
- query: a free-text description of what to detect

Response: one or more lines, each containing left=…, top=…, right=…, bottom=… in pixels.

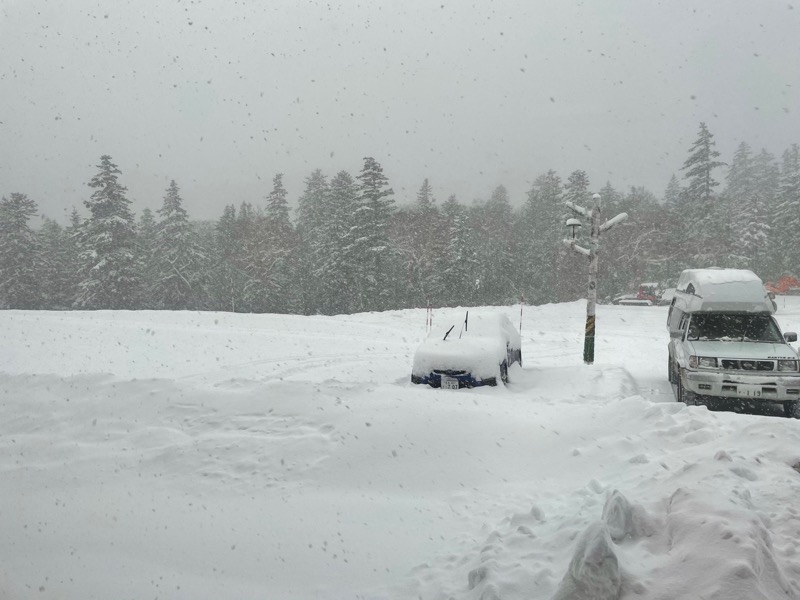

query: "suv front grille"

left=721, top=359, right=774, bottom=371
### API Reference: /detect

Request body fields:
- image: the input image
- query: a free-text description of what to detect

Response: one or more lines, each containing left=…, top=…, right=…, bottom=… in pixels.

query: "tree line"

left=2, top=123, right=800, bottom=314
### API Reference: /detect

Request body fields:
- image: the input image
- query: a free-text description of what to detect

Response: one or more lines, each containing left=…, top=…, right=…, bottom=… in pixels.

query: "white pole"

left=584, top=198, right=600, bottom=365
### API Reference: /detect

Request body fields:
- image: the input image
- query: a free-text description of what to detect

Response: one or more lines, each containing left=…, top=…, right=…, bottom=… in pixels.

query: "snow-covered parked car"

left=411, top=312, right=522, bottom=388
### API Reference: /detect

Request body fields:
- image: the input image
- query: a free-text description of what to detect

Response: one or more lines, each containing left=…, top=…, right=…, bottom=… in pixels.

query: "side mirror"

left=670, top=330, right=684, bottom=339
left=785, top=332, right=798, bottom=343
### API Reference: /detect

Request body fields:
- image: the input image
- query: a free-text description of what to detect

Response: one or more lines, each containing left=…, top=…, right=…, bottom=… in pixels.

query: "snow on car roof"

left=431, top=311, right=518, bottom=337
left=678, top=268, right=761, bottom=289
left=675, top=268, right=774, bottom=313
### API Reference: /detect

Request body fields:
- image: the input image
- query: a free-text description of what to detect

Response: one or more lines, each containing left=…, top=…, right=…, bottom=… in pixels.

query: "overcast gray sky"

left=2, top=0, right=799, bottom=222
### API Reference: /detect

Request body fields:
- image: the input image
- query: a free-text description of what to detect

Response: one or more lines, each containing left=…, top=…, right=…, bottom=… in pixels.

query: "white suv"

left=667, top=269, right=800, bottom=417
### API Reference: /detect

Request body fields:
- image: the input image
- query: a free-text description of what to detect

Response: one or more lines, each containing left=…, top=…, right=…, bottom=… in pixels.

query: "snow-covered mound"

left=3, top=298, right=800, bottom=599
left=412, top=311, right=521, bottom=383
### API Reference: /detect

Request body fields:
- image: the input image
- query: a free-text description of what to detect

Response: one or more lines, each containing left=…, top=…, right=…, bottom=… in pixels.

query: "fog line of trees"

left=2, top=123, right=800, bottom=314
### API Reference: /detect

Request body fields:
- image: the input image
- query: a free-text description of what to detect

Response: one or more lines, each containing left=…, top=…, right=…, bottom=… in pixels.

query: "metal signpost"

left=563, top=193, right=628, bottom=365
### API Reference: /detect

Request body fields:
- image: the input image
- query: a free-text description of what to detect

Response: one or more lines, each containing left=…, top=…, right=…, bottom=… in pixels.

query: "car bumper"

left=411, top=372, right=497, bottom=389
left=684, top=370, right=800, bottom=402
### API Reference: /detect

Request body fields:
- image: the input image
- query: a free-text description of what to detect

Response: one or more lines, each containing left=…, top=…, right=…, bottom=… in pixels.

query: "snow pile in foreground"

left=2, top=299, right=800, bottom=599
left=392, top=395, right=800, bottom=600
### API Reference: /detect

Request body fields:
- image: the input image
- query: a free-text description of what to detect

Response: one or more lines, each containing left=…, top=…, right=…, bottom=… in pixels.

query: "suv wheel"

left=677, top=373, right=698, bottom=406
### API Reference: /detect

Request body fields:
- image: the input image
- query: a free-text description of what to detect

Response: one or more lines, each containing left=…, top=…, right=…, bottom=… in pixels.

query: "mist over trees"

left=2, top=124, right=800, bottom=313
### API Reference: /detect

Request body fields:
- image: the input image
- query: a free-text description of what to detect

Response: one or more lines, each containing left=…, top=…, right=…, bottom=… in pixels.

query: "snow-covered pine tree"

left=517, top=170, right=563, bottom=305
left=353, top=157, right=397, bottom=312
left=604, top=186, right=664, bottom=295
left=438, top=194, right=479, bottom=306
left=683, top=122, right=725, bottom=205
left=748, top=149, right=778, bottom=276
left=773, top=144, right=800, bottom=276
left=415, top=179, right=448, bottom=306
left=149, top=180, right=208, bottom=310
left=317, top=170, right=361, bottom=314
left=725, top=144, right=773, bottom=273
left=721, top=142, right=755, bottom=267
left=269, top=173, right=300, bottom=312
left=726, top=143, right=755, bottom=202
left=136, top=207, right=158, bottom=308
left=244, top=173, right=298, bottom=313
left=74, top=155, right=140, bottom=309
left=473, top=185, right=515, bottom=305
left=65, top=208, right=85, bottom=304
left=234, top=201, right=263, bottom=312
left=68, top=207, right=83, bottom=230
left=663, top=174, right=682, bottom=211
left=598, top=181, right=623, bottom=215
left=139, top=208, right=157, bottom=241
left=265, top=173, right=291, bottom=233
left=655, top=175, right=692, bottom=282
left=680, top=122, right=726, bottom=263
left=38, top=217, right=78, bottom=309
left=296, top=169, right=328, bottom=234
left=392, top=178, right=445, bottom=307
left=415, top=178, right=435, bottom=214
left=0, top=193, right=42, bottom=309
left=296, top=169, right=330, bottom=313
left=564, top=170, right=591, bottom=207
left=208, top=204, right=249, bottom=312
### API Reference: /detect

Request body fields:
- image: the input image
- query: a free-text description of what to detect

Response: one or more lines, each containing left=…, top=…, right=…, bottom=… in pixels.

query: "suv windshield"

left=687, top=313, right=783, bottom=343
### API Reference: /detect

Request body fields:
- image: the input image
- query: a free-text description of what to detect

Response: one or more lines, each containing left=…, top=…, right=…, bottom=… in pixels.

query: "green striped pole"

left=584, top=314, right=596, bottom=364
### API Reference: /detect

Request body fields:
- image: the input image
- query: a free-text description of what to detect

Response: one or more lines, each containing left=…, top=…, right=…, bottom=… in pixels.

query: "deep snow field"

left=4, top=298, right=800, bottom=599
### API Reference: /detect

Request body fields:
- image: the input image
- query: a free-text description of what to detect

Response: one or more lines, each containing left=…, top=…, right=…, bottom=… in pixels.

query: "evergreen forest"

left=2, top=123, right=800, bottom=314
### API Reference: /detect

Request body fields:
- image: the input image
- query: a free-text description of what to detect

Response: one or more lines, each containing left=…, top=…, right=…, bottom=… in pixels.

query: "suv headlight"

left=777, top=360, right=799, bottom=372
left=689, top=355, right=717, bottom=369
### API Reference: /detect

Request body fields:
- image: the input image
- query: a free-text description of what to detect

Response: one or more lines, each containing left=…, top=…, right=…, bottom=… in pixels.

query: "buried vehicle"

left=667, top=268, right=800, bottom=417
left=411, top=312, right=522, bottom=388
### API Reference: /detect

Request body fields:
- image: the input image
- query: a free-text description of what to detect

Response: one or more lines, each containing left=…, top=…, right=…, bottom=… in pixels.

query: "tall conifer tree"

left=518, top=170, right=563, bottom=304
left=74, top=155, right=140, bottom=309
left=150, top=180, right=208, bottom=310
left=439, top=194, right=478, bottom=306
left=354, top=157, right=396, bottom=311
left=320, top=170, right=360, bottom=314
left=680, top=122, right=725, bottom=263
left=296, top=169, right=330, bottom=313
left=38, top=217, right=77, bottom=309
left=209, top=204, right=249, bottom=312
left=773, top=144, right=800, bottom=276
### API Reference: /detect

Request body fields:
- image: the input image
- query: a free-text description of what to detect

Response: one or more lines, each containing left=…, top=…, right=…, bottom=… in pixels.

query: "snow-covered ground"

left=4, top=298, right=800, bottom=599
